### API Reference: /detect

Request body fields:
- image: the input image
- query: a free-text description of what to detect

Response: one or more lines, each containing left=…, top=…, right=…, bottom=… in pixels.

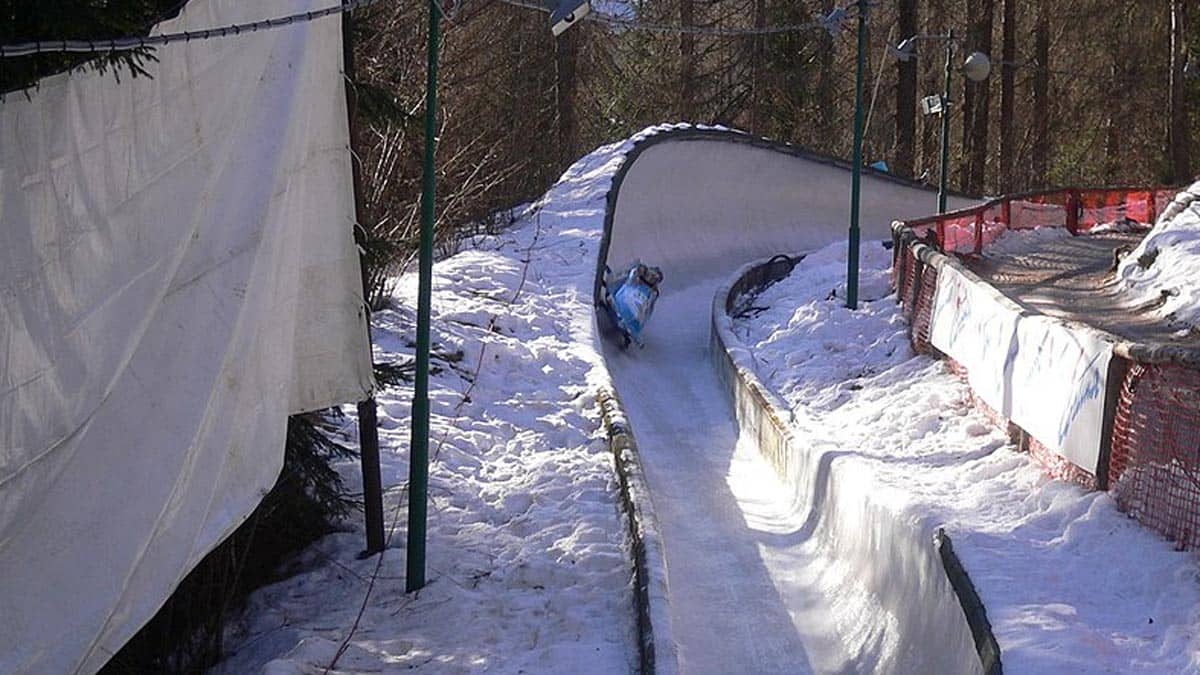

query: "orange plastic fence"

left=1109, top=362, right=1200, bottom=550
left=893, top=185, right=1200, bottom=550
left=900, top=187, right=1177, bottom=255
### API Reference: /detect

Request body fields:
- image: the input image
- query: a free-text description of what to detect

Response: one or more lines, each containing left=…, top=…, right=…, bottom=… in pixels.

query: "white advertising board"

left=929, top=264, right=1111, bottom=474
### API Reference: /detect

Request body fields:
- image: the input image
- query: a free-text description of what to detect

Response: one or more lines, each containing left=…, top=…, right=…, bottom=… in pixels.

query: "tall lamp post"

left=406, top=0, right=592, bottom=594
left=894, top=33, right=991, bottom=214
left=844, top=0, right=867, bottom=310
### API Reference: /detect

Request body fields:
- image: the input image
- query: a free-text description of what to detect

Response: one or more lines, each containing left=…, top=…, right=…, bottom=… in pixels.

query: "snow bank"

left=730, top=240, right=1200, bottom=673
left=1118, top=180, right=1200, bottom=331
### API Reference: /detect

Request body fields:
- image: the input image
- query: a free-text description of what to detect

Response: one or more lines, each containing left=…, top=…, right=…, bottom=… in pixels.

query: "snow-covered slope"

left=216, top=131, right=652, bottom=674
left=1119, top=180, right=1200, bottom=332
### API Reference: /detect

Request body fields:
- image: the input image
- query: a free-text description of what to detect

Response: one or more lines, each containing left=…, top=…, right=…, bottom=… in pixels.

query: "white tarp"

left=929, top=264, right=1111, bottom=473
left=0, top=1, right=373, bottom=671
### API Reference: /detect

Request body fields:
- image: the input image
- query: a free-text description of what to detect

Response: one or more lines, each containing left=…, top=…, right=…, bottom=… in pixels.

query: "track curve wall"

left=595, top=128, right=974, bottom=302
left=594, top=127, right=980, bottom=672
left=710, top=255, right=998, bottom=675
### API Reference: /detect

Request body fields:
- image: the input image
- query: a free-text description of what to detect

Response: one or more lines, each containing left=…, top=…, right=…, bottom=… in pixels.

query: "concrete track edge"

left=711, top=255, right=1002, bottom=675
left=599, top=383, right=680, bottom=675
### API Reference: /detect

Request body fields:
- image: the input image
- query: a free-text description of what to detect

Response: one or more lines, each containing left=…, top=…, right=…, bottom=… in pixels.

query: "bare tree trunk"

left=750, top=0, right=767, bottom=131
left=894, top=0, right=918, bottom=178
left=1031, top=0, right=1050, bottom=186
left=919, top=0, right=947, bottom=182
left=960, top=3, right=976, bottom=191
left=1168, top=0, right=1192, bottom=182
left=1104, top=59, right=1122, bottom=182
left=998, top=0, right=1016, bottom=192
left=679, top=0, right=696, bottom=120
left=555, top=29, right=578, bottom=165
left=965, top=0, right=993, bottom=193
left=816, top=0, right=835, bottom=138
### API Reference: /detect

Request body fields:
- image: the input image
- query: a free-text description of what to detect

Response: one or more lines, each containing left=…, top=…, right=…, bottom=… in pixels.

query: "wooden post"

left=1096, top=357, right=1132, bottom=491
left=1065, top=190, right=1080, bottom=235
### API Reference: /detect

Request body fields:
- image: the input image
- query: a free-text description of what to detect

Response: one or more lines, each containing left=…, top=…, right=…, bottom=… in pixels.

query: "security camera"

left=921, top=94, right=944, bottom=116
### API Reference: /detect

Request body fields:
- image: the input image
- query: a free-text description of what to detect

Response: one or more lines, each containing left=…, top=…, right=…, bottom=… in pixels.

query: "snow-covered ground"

left=1119, top=180, right=1200, bottom=331
left=733, top=240, right=1200, bottom=673
left=215, top=128, right=1200, bottom=674
left=215, top=133, right=658, bottom=674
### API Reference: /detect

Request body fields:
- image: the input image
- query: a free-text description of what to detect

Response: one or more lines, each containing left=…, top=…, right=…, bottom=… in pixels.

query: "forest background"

left=344, top=0, right=1198, bottom=287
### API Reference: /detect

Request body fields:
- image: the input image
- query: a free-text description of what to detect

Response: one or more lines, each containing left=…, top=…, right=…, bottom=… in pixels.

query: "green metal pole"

left=845, top=0, right=867, bottom=310
left=406, top=0, right=440, bottom=594
left=938, top=30, right=953, bottom=214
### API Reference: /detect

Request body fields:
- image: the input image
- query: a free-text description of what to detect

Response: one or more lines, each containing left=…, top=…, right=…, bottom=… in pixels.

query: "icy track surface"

left=735, top=241, right=1200, bottom=674
left=606, top=281, right=869, bottom=674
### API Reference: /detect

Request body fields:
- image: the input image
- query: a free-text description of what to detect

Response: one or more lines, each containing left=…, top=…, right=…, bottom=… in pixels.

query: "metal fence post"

left=342, top=10, right=386, bottom=557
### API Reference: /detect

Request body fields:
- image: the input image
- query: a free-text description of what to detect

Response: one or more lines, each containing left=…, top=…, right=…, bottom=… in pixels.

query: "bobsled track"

left=593, top=129, right=984, bottom=674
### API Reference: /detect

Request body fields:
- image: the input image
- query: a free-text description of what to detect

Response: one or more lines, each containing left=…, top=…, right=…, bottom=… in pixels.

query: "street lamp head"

left=551, top=0, right=591, bottom=36
left=962, top=51, right=991, bottom=82
left=819, top=7, right=851, bottom=38
left=892, top=37, right=917, bottom=62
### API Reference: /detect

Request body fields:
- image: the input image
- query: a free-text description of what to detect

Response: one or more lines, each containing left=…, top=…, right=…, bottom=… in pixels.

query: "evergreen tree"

left=1, top=0, right=183, bottom=92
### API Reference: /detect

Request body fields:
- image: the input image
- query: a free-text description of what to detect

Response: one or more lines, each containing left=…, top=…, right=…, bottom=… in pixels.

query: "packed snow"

left=215, top=130, right=671, bottom=674
left=978, top=225, right=1074, bottom=256
left=1119, top=180, right=1200, bottom=332
left=733, top=239, right=1200, bottom=673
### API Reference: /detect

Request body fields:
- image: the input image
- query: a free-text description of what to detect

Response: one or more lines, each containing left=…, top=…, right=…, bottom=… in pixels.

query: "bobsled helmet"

left=640, top=265, right=664, bottom=287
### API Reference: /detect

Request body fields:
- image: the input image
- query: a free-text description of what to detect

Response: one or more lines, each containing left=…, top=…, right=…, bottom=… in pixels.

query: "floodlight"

left=895, top=31, right=990, bottom=215
left=551, top=0, right=591, bottom=36
left=819, top=7, right=850, bottom=38
left=893, top=37, right=917, bottom=61
left=963, top=51, right=991, bottom=82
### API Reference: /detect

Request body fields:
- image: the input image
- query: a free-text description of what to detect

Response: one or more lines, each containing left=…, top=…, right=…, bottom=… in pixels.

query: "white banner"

left=0, top=1, right=373, bottom=672
left=929, top=264, right=1111, bottom=474
left=928, top=263, right=1018, bottom=412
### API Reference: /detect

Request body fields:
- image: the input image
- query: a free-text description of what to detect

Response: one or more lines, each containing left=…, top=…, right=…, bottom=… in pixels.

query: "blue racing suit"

left=608, top=264, right=660, bottom=347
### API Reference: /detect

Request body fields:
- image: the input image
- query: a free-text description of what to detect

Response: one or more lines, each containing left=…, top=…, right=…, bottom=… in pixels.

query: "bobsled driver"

left=602, top=260, right=664, bottom=349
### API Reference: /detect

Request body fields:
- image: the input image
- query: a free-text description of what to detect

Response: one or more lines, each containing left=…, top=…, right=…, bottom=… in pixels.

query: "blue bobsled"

left=602, top=262, right=663, bottom=348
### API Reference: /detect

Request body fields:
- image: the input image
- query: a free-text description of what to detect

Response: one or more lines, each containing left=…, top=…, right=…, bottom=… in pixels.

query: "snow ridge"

left=1119, top=180, right=1200, bottom=332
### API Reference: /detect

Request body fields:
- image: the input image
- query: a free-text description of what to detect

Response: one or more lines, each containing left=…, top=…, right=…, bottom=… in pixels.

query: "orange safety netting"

left=1109, top=361, right=1200, bottom=550
left=893, top=185, right=1200, bottom=551
left=891, top=231, right=939, bottom=355
left=901, top=187, right=1177, bottom=255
